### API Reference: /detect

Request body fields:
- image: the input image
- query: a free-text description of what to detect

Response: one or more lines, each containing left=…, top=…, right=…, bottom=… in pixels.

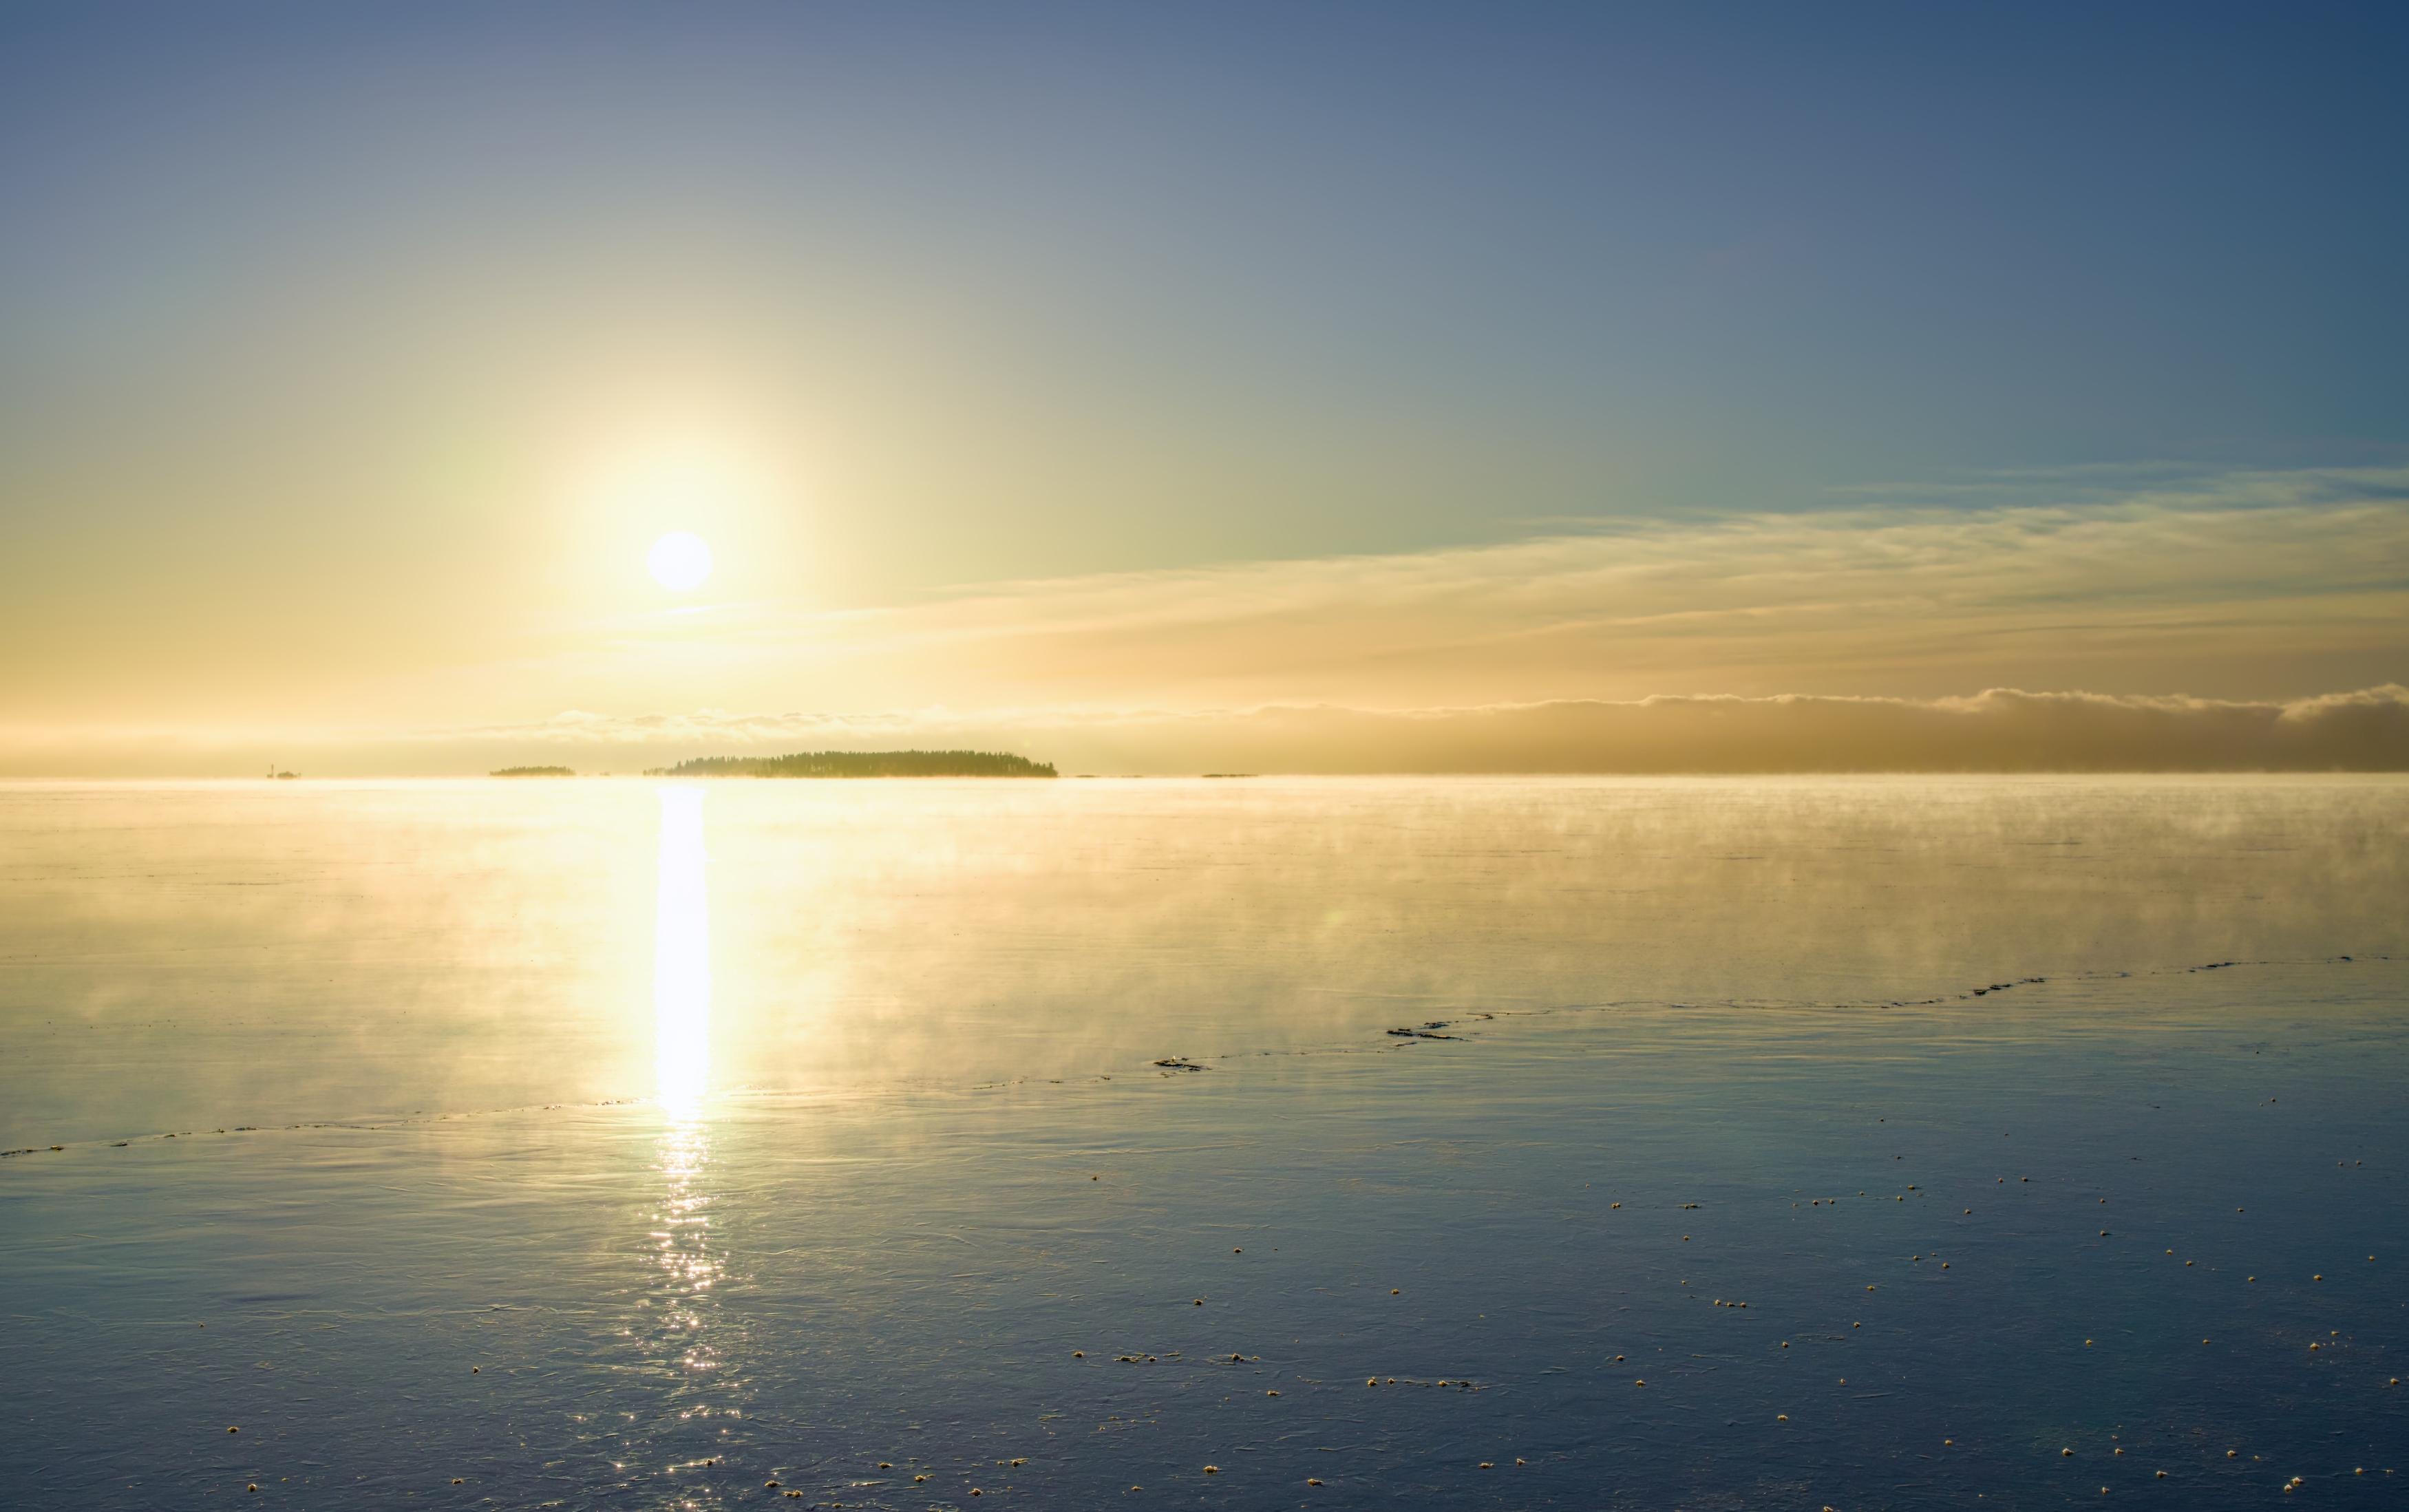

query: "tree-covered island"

left=490, top=765, right=576, bottom=777
left=647, top=749, right=1057, bottom=778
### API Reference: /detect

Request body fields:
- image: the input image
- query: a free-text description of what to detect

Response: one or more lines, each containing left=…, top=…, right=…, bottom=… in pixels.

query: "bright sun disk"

left=648, top=532, right=713, bottom=590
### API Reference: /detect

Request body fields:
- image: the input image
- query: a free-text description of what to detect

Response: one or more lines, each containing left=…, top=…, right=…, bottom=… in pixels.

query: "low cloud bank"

left=1053, top=685, right=2409, bottom=774
left=10, top=686, right=2405, bottom=776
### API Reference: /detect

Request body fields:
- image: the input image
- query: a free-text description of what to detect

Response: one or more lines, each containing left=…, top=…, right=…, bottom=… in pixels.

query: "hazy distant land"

left=490, top=765, right=576, bottom=778
left=648, top=749, right=1057, bottom=778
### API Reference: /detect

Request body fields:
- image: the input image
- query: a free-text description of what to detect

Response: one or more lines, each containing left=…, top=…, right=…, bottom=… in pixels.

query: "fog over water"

left=3, top=778, right=2403, bottom=1509
left=2, top=776, right=2403, bottom=1144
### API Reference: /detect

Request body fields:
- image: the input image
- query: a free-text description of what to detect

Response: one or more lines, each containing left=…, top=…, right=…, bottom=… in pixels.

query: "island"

left=490, top=765, right=576, bottom=778
left=646, top=749, right=1057, bottom=778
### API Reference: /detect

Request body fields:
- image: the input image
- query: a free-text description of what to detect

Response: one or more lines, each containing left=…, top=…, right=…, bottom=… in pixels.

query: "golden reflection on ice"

left=652, top=787, right=711, bottom=1117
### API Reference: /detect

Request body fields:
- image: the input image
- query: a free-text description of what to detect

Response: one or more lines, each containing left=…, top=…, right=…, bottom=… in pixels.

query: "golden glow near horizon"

left=652, top=787, right=711, bottom=1116
left=647, top=532, right=714, bottom=592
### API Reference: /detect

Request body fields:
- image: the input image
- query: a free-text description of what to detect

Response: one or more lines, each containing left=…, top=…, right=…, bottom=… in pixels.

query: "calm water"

left=3, top=776, right=2405, bottom=1509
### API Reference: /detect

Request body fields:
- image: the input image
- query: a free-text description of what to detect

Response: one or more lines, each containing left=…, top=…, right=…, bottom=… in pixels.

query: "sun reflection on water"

left=652, top=785, right=720, bottom=1363
left=635, top=787, right=743, bottom=1468
left=652, top=1116, right=723, bottom=1378
left=654, top=787, right=711, bottom=1117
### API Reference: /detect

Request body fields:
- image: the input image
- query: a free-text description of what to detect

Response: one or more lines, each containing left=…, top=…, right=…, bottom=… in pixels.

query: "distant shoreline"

left=645, top=749, right=1057, bottom=779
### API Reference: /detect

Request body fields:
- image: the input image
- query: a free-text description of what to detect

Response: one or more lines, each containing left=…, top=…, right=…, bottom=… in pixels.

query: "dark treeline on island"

left=647, top=750, right=1057, bottom=779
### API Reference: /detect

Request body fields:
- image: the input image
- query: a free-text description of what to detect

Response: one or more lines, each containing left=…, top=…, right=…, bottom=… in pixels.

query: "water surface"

left=3, top=777, right=2403, bottom=1509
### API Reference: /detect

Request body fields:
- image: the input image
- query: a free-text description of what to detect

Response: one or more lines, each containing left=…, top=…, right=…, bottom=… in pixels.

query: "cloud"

left=425, top=465, right=2409, bottom=717
left=5, top=465, right=2404, bottom=771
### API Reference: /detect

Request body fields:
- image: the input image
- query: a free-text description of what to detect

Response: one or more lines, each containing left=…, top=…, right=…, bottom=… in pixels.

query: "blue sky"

left=0, top=1, right=2403, bottom=757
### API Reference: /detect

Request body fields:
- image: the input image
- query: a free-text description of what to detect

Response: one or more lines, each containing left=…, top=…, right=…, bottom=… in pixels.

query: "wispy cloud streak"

left=4, top=467, right=2404, bottom=772
left=470, top=466, right=2409, bottom=713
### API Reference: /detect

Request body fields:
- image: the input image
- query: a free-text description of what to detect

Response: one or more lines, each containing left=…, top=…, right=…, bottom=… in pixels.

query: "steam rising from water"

left=3, top=776, right=2406, bottom=1147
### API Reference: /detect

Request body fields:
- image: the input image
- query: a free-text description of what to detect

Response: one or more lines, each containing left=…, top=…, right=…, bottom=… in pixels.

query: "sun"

left=648, top=532, right=713, bottom=590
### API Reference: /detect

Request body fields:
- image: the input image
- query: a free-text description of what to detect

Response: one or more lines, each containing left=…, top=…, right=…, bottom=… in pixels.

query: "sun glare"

left=648, top=531, right=714, bottom=591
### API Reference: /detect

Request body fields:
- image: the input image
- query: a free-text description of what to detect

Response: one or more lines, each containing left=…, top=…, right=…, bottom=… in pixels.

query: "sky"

left=1, top=1, right=2405, bottom=772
